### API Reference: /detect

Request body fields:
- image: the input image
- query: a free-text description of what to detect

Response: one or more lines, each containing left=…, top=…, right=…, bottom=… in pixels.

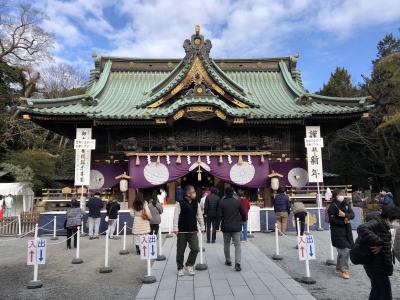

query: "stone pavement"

left=136, top=233, right=315, bottom=300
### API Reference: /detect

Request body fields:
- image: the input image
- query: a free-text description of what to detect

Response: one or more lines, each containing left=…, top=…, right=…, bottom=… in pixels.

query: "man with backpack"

left=355, top=206, right=400, bottom=300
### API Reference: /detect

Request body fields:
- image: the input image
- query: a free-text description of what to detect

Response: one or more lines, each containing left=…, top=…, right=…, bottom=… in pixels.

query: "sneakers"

left=235, top=263, right=242, bottom=272
left=185, top=266, right=195, bottom=276
left=225, top=261, right=232, bottom=266
left=341, top=271, right=350, bottom=279
left=177, top=269, right=185, bottom=276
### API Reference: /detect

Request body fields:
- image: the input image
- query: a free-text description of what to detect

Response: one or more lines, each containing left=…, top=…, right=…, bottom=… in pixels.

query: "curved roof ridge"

left=86, top=60, right=112, bottom=98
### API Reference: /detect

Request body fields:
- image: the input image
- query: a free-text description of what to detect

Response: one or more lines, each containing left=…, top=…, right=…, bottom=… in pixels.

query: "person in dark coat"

left=87, top=192, right=104, bottom=239
left=357, top=206, right=400, bottom=300
left=273, top=187, right=291, bottom=235
left=328, top=188, right=354, bottom=279
left=218, top=186, right=246, bottom=271
left=204, top=187, right=220, bottom=243
left=106, top=196, right=120, bottom=239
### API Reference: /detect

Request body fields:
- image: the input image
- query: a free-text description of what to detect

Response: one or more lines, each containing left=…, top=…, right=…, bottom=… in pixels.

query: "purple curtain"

left=91, top=162, right=128, bottom=190
left=128, top=155, right=269, bottom=188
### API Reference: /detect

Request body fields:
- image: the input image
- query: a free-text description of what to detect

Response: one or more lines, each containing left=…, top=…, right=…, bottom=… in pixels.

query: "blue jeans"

left=240, top=221, right=247, bottom=241
left=5, top=208, right=12, bottom=217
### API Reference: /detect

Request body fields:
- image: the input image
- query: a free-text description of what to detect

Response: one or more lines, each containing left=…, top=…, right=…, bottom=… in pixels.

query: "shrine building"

left=19, top=26, right=370, bottom=207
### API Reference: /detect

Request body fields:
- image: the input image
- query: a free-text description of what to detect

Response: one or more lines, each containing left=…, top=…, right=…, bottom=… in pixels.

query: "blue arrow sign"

left=38, top=249, right=44, bottom=261
left=308, top=245, right=314, bottom=257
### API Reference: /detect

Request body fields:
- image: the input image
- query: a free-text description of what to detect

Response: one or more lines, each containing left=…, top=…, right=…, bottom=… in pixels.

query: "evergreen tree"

left=318, top=67, right=357, bottom=97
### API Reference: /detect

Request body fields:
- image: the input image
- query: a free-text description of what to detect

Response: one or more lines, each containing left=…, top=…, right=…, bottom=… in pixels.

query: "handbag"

left=141, top=209, right=149, bottom=221
left=350, top=237, right=372, bottom=265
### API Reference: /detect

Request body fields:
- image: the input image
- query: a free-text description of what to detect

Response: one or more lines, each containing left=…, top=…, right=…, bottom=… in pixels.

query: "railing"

left=0, top=212, right=40, bottom=236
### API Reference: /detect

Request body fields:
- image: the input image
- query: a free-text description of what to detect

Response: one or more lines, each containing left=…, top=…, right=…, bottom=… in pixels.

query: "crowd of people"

left=272, top=186, right=400, bottom=300
left=63, top=184, right=400, bottom=299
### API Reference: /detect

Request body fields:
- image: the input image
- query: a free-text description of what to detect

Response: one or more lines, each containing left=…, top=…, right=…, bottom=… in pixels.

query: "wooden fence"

left=0, top=212, right=39, bottom=236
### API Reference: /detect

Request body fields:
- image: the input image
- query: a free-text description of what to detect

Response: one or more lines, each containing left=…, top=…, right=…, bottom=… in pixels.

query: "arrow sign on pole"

left=36, top=239, right=46, bottom=265
left=27, top=240, right=37, bottom=265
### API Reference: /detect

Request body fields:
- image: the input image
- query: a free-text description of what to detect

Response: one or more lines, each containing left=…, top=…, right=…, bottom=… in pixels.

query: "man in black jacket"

left=173, top=185, right=205, bottom=276
left=87, top=192, right=103, bottom=239
left=218, top=186, right=246, bottom=271
left=204, top=187, right=220, bottom=243
left=357, top=206, right=400, bottom=300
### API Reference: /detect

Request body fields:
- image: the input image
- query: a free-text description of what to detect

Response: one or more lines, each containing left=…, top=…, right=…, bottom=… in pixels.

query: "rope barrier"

left=276, top=227, right=298, bottom=242
left=0, top=227, right=36, bottom=243
left=47, top=231, right=79, bottom=245
left=39, top=227, right=65, bottom=232
left=0, top=218, right=19, bottom=228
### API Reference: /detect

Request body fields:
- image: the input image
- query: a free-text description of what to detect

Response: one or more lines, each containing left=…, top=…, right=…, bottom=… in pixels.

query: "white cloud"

left=34, top=0, right=400, bottom=60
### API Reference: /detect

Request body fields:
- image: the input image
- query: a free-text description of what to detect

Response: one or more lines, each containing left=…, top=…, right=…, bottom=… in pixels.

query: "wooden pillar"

left=168, top=181, right=176, bottom=204
left=128, top=188, right=136, bottom=209
left=262, top=188, right=272, bottom=208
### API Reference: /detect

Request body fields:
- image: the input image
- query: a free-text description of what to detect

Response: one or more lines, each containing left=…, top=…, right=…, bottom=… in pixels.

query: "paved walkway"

left=136, top=233, right=315, bottom=300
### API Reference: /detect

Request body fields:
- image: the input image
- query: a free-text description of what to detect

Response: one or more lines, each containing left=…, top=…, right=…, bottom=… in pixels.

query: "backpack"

left=350, top=237, right=372, bottom=265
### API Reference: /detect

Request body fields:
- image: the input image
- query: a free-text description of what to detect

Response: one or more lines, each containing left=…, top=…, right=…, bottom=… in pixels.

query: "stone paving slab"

left=136, top=233, right=315, bottom=299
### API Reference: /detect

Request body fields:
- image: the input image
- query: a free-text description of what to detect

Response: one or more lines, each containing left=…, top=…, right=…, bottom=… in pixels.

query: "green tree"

left=0, top=162, right=34, bottom=188
left=3, top=148, right=56, bottom=192
left=324, top=31, right=400, bottom=204
left=318, top=67, right=358, bottom=97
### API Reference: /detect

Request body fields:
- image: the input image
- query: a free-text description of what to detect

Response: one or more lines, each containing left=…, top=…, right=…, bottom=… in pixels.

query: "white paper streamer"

left=248, top=155, right=252, bottom=165
left=206, top=155, right=211, bottom=164
left=147, top=155, right=151, bottom=165
left=187, top=155, right=191, bottom=165
left=228, top=155, right=232, bottom=165
left=166, top=155, right=170, bottom=165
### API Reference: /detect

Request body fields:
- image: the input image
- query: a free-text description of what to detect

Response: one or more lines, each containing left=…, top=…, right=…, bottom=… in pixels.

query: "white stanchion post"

left=116, top=215, right=120, bottom=237
left=272, top=223, right=282, bottom=260
left=18, top=215, right=22, bottom=236
left=99, top=229, right=112, bottom=273
left=300, top=220, right=316, bottom=284
left=166, top=212, right=173, bottom=238
left=326, top=225, right=336, bottom=265
left=51, top=216, right=58, bottom=240
left=119, top=222, right=129, bottom=255
left=195, top=229, right=207, bottom=270
left=248, top=212, right=254, bottom=238
left=80, top=220, right=87, bottom=236
left=156, top=230, right=166, bottom=261
left=142, top=234, right=157, bottom=284
left=306, top=213, right=310, bottom=234
left=316, top=176, right=323, bottom=231
left=72, top=226, right=83, bottom=264
left=263, top=209, right=272, bottom=233
left=297, top=218, right=301, bottom=237
left=27, top=224, right=42, bottom=289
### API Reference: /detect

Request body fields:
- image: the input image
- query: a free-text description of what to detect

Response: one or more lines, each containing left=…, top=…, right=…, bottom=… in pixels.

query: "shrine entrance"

left=180, top=169, right=215, bottom=190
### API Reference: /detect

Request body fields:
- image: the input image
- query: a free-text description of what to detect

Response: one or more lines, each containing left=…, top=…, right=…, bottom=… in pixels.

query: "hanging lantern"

left=120, top=179, right=128, bottom=192
left=268, top=170, right=284, bottom=191
left=135, top=155, right=140, bottom=166
left=238, top=155, right=243, bottom=165
left=176, top=155, right=181, bottom=164
left=115, top=172, right=131, bottom=202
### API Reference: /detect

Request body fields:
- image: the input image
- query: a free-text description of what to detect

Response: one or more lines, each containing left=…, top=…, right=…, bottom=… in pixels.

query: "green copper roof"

left=20, top=31, right=370, bottom=121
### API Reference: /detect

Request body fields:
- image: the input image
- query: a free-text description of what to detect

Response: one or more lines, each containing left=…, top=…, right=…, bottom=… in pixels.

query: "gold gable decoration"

left=146, top=56, right=249, bottom=109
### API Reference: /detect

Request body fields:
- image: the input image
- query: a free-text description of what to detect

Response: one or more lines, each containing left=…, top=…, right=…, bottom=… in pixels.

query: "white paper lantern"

left=271, top=177, right=280, bottom=191
left=120, top=179, right=129, bottom=192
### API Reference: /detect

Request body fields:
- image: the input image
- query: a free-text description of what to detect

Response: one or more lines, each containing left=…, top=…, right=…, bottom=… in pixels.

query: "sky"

left=32, top=0, right=400, bottom=92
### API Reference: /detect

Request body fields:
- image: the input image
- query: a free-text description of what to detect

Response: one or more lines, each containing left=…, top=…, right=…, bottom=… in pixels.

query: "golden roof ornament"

left=195, top=25, right=200, bottom=35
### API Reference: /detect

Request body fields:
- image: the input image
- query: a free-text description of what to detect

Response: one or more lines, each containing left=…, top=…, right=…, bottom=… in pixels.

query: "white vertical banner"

left=305, top=126, right=323, bottom=183
left=74, top=128, right=92, bottom=186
